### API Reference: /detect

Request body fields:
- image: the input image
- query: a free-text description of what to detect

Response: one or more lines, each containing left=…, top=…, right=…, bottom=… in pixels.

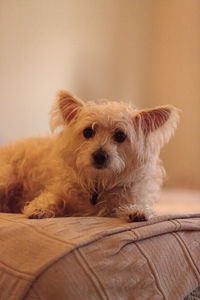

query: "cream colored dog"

left=0, top=90, right=179, bottom=221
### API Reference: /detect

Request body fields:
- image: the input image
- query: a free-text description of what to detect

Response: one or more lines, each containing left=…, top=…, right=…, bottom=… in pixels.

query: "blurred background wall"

left=0, top=0, right=199, bottom=189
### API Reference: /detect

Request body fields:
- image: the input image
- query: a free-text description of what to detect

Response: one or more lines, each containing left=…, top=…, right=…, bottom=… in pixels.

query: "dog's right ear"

left=50, top=90, right=84, bottom=132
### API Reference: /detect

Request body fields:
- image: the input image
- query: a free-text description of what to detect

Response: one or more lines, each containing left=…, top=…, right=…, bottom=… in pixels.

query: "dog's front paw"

left=128, top=211, right=147, bottom=222
left=115, top=204, right=155, bottom=222
left=23, top=204, right=56, bottom=219
left=128, top=206, right=156, bottom=222
left=27, top=210, right=55, bottom=219
left=23, top=192, right=59, bottom=219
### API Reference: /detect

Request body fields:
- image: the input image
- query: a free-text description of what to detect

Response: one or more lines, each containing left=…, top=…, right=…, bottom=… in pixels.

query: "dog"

left=0, top=90, right=179, bottom=221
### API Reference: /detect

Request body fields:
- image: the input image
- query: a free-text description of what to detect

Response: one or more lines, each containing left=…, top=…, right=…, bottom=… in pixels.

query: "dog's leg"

left=0, top=158, right=23, bottom=212
left=23, top=191, right=62, bottom=219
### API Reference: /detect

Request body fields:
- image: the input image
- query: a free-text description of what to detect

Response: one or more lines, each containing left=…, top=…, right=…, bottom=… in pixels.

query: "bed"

left=0, top=189, right=200, bottom=300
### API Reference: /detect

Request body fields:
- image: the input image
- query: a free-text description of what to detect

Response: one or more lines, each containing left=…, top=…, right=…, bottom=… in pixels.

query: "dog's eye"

left=83, top=127, right=95, bottom=139
left=113, top=130, right=126, bottom=143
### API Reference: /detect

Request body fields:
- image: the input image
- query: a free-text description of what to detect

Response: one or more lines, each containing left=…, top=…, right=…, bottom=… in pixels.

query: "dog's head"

left=50, top=90, right=179, bottom=190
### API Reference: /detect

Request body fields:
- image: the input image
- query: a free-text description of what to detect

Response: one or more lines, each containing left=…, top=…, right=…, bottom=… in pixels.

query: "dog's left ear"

left=57, top=90, right=84, bottom=123
left=50, top=90, right=84, bottom=132
left=134, top=105, right=180, bottom=146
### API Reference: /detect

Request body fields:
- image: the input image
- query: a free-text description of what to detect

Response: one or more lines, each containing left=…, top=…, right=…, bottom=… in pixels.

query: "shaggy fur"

left=0, top=90, right=179, bottom=221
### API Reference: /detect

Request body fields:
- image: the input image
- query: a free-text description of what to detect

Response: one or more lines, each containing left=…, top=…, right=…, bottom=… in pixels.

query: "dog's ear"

left=49, top=90, right=84, bottom=132
left=135, top=106, right=171, bottom=135
left=57, top=90, right=84, bottom=123
left=134, top=105, right=180, bottom=147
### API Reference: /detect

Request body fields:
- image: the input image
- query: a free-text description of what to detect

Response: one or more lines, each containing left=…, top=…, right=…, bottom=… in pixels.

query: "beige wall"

left=0, top=0, right=199, bottom=189
left=147, top=1, right=200, bottom=189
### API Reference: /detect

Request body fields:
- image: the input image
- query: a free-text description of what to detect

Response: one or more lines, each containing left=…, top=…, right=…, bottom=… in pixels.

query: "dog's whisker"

left=95, top=200, right=106, bottom=206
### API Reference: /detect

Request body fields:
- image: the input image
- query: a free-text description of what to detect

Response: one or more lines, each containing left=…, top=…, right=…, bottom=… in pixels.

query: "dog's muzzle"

left=92, top=149, right=109, bottom=169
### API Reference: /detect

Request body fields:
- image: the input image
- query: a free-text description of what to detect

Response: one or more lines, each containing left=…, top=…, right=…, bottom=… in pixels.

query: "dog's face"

left=68, top=102, right=136, bottom=180
left=50, top=90, right=179, bottom=190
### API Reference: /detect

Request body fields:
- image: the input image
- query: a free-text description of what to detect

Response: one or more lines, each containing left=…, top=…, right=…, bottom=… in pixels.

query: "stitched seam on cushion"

left=0, top=215, right=74, bottom=246
left=26, top=286, right=42, bottom=300
left=74, top=248, right=109, bottom=300
left=0, top=261, right=33, bottom=280
left=169, top=219, right=181, bottom=231
left=134, top=242, right=167, bottom=300
left=172, top=232, right=200, bottom=282
left=131, top=228, right=140, bottom=239
left=1, top=215, right=200, bottom=252
left=31, top=286, right=43, bottom=300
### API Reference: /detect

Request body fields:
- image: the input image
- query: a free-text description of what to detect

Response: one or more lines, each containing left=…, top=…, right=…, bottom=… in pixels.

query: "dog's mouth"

left=93, top=163, right=107, bottom=170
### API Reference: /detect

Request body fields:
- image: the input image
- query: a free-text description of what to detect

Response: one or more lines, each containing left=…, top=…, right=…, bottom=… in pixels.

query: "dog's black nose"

left=93, top=150, right=109, bottom=168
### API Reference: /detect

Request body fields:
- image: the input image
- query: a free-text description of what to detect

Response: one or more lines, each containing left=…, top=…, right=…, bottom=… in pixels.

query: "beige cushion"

left=0, top=213, right=200, bottom=299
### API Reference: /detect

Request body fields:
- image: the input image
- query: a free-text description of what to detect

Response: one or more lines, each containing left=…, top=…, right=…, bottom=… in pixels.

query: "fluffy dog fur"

left=0, top=90, right=179, bottom=221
